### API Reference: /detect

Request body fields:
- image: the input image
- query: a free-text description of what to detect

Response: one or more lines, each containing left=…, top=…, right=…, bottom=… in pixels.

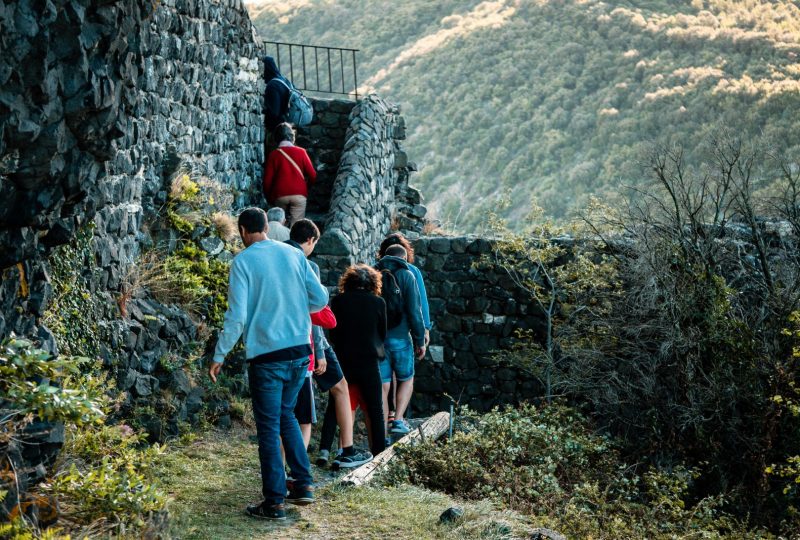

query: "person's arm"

left=401, top=270, right=425, bottom=353
left=210, top=259, right=248, bottom=381
left=304, top=257, right=329, bottom=313
left=410, top=264, right=431, bottom=330
left=311, top=305, right=336, bottom=329
left=302, top=148, right=317, bottom=184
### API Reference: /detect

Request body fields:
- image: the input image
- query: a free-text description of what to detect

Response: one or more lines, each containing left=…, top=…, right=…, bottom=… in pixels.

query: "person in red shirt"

left=263, top=123, right=317, bottom=226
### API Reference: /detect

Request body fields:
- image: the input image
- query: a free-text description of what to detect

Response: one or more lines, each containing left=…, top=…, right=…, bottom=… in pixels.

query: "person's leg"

left=329, top=379, right=354, bottom=448
left=280, top=358, right=313, bottom=491
left=357, top=362, right=387, bottom=456
left=314, top=347, right=349, bottom=452
left=317, top=397, right=338, bottom=453
left=293, top=376, right=315, bottom=450
left=287, top=195, right=307, bottom=225
left=395, top=378, right=414, bottom=421
left=300, top=424, right=311, bottom=449
left=273, top=196, right=292, bottom=219
left=385, top=338, right=415, bottom=430
left=378, top=355, right=392, bottom=431
left=387, top=375, right=396, bottom=423
left=249, top=361, right=290, bottom=505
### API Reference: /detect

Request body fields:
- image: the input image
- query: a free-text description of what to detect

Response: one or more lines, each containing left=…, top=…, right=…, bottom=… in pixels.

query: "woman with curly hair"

left=329, top=264, right=388, bottom=455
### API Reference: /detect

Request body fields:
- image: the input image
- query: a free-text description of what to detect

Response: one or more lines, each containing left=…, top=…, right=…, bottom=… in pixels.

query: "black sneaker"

left=332, top=449, right=373, bottom=469
left=246, top=502, right=286, bottom=520
left=286, top=485, right=315, bottom=506
left=315, top=449, right=330, bottom=467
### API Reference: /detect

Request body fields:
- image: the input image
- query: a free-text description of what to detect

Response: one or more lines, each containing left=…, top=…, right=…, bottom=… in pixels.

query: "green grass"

left=157, top=427, right=532, bottom=539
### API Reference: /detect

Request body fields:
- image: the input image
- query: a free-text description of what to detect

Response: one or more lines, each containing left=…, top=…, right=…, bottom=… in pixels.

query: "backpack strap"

left=277, top=148, right=304, bottom=177
left=270, top=77, right=293, bottom=91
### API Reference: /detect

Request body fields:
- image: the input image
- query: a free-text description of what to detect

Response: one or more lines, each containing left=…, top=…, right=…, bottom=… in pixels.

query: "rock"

left=199, top=235, right=224, bottom=256
left=439, top=506, right=464, bottom=524
left=530, top=528, right=567, bottom=540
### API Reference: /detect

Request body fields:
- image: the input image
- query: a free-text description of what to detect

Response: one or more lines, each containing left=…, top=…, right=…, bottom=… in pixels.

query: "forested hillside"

left=248, top=0, right=800, bottom=230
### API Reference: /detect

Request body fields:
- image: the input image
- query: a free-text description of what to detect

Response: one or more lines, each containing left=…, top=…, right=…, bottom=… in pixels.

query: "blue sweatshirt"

left=213, top=239, right=329, bottom=364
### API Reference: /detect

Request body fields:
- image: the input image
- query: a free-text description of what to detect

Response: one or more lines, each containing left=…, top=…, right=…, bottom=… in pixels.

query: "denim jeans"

left=378, top=337, right=415, bottom=383
left=248, top=357, right=313, bottom=505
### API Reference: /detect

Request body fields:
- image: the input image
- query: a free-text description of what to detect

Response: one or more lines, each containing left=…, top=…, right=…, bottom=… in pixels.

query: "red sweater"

left=263, top=145, right=317, bottom=202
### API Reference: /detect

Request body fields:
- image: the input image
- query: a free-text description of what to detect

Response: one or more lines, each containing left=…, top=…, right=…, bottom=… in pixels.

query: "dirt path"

left=157, top=427, right=531, bottom=539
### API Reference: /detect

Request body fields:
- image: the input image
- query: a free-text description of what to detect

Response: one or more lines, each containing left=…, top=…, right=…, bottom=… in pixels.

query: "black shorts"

left=294, top=375, right=316, bottom=425
left=313, top=346, right=344, bottom=393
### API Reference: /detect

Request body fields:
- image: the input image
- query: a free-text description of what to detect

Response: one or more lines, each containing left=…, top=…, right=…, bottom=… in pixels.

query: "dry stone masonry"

left=312, top=94, right=425, bottom=284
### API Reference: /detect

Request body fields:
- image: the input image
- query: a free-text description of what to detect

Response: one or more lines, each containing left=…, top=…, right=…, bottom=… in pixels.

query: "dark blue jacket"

left=375, top=256, right=425, bottom=347
left=264, top=56, right=290, bottom=131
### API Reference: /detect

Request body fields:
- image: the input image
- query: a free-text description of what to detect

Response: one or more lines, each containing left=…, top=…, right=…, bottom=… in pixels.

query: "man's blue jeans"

left=248, top=357, right=313, bottom=505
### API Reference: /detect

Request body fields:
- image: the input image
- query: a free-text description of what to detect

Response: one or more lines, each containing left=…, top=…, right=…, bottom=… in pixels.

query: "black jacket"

left=375, top=256, right=425, bottom=347
left=329, top=290, right=387, bottom=366
left=264, top=56, right=290, bottom=131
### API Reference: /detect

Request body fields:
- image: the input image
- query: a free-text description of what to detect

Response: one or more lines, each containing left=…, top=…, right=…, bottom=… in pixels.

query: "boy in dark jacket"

left=375, top=245, right=426, bottom=435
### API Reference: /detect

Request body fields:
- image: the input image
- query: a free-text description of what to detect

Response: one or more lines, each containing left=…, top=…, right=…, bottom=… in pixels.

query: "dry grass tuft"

left=212, top=212, right=238, bottom=243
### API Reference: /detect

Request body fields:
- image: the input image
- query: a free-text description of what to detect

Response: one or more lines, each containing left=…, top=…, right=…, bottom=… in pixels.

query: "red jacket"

left=263, top=145, right=317, bottom=202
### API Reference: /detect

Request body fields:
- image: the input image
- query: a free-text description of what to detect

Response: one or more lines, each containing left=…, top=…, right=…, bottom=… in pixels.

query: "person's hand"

left=424, top=329, right=430, bottom=347
left=209, top=361, right=223, bottom=383
left=314, top=357, right=327, bottom=375
left=415, top=345, right=426, bottom=360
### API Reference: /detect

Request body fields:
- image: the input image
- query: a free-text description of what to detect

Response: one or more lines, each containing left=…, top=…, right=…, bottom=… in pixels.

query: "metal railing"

left=264, top=41, right=360, bottom=100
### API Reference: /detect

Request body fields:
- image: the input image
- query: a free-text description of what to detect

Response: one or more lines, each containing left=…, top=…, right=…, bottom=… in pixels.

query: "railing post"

left=352, top=50, right=358, bottom=100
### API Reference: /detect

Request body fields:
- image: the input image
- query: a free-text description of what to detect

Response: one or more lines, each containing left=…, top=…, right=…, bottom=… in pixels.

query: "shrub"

left=0, top=338, right=167, bottom=538
left=392, top=404, right=768, bottom=539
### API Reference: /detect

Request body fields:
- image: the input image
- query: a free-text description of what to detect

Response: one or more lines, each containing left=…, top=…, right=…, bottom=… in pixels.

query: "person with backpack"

left=329, top=264, right=388, bottom=456
left=377, top=233, right=432, bottom=424
left=264, top=56, right=313, bottom=131
left=375, top=244, right=426, bottom=436
left=263, top=123, right=316, bottom=226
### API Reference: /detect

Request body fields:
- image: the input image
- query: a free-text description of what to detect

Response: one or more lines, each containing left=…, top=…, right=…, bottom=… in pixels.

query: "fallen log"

left=339, top=411, right=450, bottom=487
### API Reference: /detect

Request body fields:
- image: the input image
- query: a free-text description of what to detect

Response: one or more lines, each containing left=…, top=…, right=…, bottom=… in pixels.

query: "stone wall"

left=1, top=0, right=265, bottom=520
left=1, top=0, right=264, bottom=344
left=312, top=94, right=425, bottom=284
left=408, top=236, right=544, bottom=415
left=296, top=98, right=355, bottom=224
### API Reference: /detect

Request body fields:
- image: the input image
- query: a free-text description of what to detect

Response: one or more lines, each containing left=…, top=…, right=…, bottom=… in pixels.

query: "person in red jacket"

left=263, top=123, right=317, bottom=226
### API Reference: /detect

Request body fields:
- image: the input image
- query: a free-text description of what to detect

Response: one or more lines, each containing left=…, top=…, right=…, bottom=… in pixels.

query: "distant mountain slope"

left=247, top=0, right=800, bottom=230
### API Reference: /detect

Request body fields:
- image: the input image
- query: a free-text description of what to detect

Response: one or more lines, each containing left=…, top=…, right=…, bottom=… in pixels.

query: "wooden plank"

left=339, top=411, right=450, bottom=487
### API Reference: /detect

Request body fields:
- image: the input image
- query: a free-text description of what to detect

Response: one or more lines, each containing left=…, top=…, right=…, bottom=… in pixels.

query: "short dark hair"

left=338, top=264, right=382, bottom=295
left=378, top=232, right=415, bottom=263
left=274, top=122, right=295, bottom=143
left=290, top=218, right=320, bottom=244
left=238, top=207, right=267, bottom=234
left=384, top=245, right=407, bottom=259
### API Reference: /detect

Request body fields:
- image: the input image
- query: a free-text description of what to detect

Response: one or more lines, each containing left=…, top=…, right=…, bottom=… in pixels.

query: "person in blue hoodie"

left=209, top=207, right=328, bottom=521
left=375, top=244, right=426, bottom=436
left=264, top=56, right=291, bottom=133
left=378, top=233, right=431, bottom=424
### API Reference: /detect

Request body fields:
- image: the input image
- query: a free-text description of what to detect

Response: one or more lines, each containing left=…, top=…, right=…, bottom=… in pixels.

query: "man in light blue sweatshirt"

left=209, top=207, right=329, bottom=521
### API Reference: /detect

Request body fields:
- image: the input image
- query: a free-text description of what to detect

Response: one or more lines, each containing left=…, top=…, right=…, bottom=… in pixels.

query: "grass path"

left=157, top=427, right=531, bottom=539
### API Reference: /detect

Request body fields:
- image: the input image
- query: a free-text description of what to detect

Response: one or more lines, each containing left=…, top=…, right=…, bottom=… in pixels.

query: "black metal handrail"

left=264, top=41, right=359, bottom=100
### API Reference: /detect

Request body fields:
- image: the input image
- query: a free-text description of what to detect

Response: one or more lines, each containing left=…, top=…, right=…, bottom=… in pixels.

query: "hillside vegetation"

left=248, top=0, right=800, bottom=230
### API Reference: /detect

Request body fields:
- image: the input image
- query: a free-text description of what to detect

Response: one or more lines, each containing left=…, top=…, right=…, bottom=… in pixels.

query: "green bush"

left=0, top=337, right=106, bottom=425
left=392, top=404, right=768, bottom=539
left=0, top=338, right=167, bottom=538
